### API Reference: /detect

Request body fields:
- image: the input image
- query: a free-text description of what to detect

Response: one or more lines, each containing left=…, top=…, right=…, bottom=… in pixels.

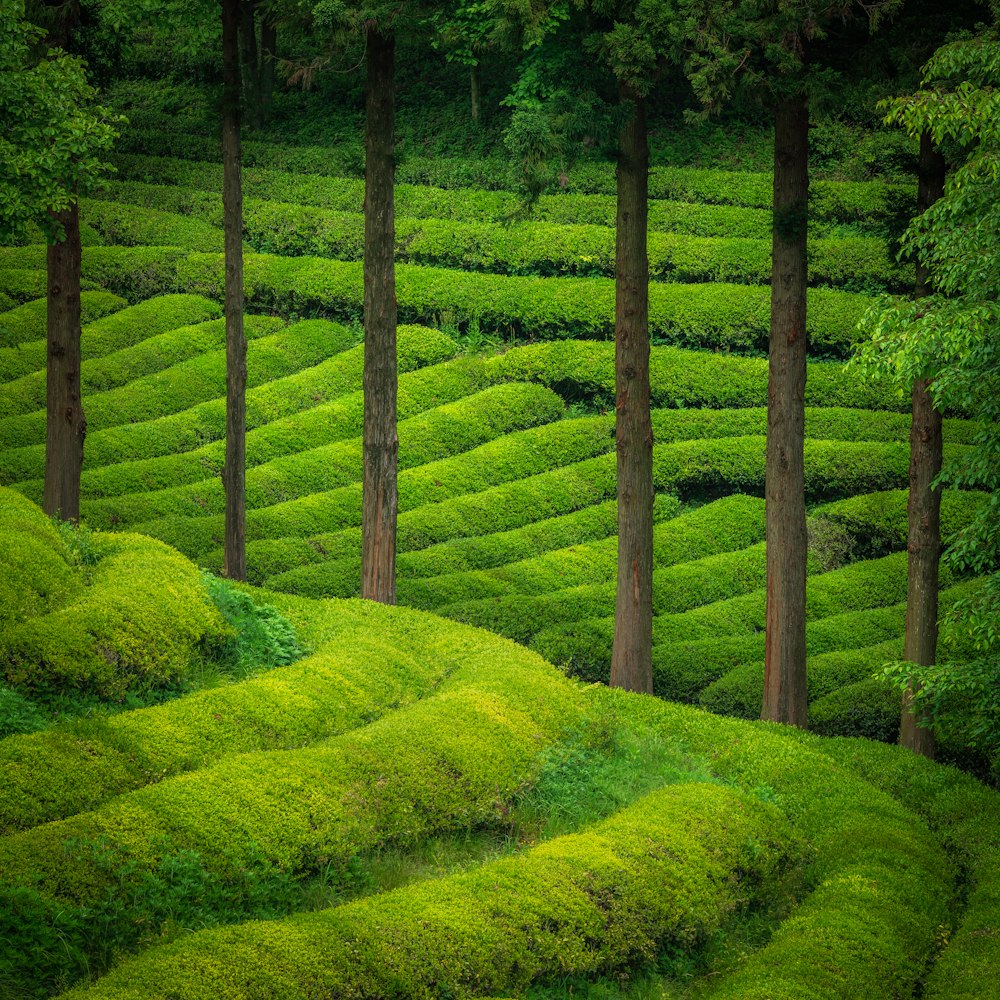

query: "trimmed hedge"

left=0, top=316, right=337, bottom=453
left=483, top=339, right=907, bottom=412
left=0, top=596, right=522, bottom=834
left=0, top=325, right=455, bottom=488
left=0, top=292, right=127, bottom=377
left=0, top=531, right=228, bottom=700
left=104, top=156, right=820, bottom=236
left=36, top=782, right=791, bottom=1000
left=111, top=138, right=912, bottom=219
left=533, top=549, right=929, bottom=680
left=66, top=349, right=479, bottom=502
left=84, top=188, right=907, bottom=290
left=0, top=488, right=80, bottom=630
left=80, top=382, right=564, bottom=529
left=0, top=314, right=281, bottom=421
left=0, top=246, right=873, bottom=355
left=237, top=434, right=937, bottom=588
left=140, top=413, right=621, bottom=558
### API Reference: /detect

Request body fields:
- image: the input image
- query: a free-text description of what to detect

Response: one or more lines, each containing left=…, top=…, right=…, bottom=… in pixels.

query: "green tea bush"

left=31, top=782, right=791, bottom=1000
left=79, top=382, right=563, bottom=529
left=0, top=292, right=127, bottom=375
left=0, top=316, right=333, bottom=453
left=0, top=324, right=453, bottom=487
left=0, top=488, right=80, bottom=629
left=0, top=531, right=228, bottom=700
left=485, top=339, right=906, bottom=411
left=0, top=315, right=278, bottom=421
left=81, top=198, right=223, bottom=251
left=67, top=347, right=477, bottom=502
left=0, top=246, right=872, bottom=355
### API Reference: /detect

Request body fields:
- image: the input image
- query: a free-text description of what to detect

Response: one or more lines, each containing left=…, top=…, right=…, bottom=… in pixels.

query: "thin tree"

left=898, top=132, right=945, bottom=756
left=0, top=1, right=117, bottom=522
left=361, top=23, right=398, bottom=603
left=221, top=0, right=247, bottom=580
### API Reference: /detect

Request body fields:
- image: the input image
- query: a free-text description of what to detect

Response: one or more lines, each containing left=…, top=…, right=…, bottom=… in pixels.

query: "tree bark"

left=470, top=64, right=480, bottom=122
left=361, top=27, right=398, bottom=604
left=222, top=0, right=246, bottom=581
left=43, top=203, right=84, bottom=522
left=761, top=93, right=809, bottom=728
left=259, top=16, right=276, bottom=123
left=900, top=130, right=946, bottom=758
left=239, top=0, right=260, bottom=126
left=609, top=94, right=653, bottom=694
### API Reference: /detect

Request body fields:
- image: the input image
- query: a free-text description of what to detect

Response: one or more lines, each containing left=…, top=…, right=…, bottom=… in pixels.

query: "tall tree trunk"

left=609, top=94, right=653, bottom=694
left=222, top=0, right=246, bottom=581
left=259, top=16, right=276, bottom=124
left=43, top=203, right=84, bottom=521
left=239, top=0, right=260, bottom=126
left=761, top=93, right=809, bottom=727
left=900, top=131, right=946, bottom=758
left=361, top=27, right=398, bottom=604
left=470, top=64, right=480, bottom=122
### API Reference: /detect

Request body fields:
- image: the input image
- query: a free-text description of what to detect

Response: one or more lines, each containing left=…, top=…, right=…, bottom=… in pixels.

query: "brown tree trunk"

left=470, top=64, right=480, bottom=122
left=43, top=203, right=84, bottom=522
left=222, top=0, right=247, bottom=581
left=239, top=0, right=260, bottom=126
left=259, top=16, right=276, bottom=123
left=609, top=94, right=653, bottom=694
left=762, top=94, right=809, bottom=728
left=900, top=131, right=946, bottom=758
left=361, top=27, right=398, bottom=604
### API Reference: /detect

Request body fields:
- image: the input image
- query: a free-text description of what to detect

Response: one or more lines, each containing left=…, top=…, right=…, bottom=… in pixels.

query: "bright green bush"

left=111, top=139, right=911, bottom=218
left=84, top=191, right=906, bottom=290
left=0, top=324, right=454, bottom=487
left=32, top=782, right=791, bottom=1000
left=0, top=315, right=280, bottom=421
left=0, top=597, right=503, bottom=835
left=81, top=197, right=222, bottom=251
left=533, top=549, right=926, bottom=680
left=0, top=316, right=334, bottom=453
left=79, top=382, right=562, bottom=529
left=64, top=348, right=478, bottom=502
left=483, top=339, right=906, bottom=412
left=0, top=487, right=80, bottom=629
left=0, top=246, right=873, bottom=355
left=0, top=531, right=228, bottom=700
left=238, top=434, right=935, bottom=588
left=0, top=291, right=127, bottom=376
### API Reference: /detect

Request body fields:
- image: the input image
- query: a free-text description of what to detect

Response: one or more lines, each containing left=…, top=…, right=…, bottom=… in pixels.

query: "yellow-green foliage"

left=0, top=532, right=227, bottom=700
left=0, top=595, right=562, bottom=833
left=0, top=488, right=80, bottom=629
left=53, top=782, right=793, bottom=1000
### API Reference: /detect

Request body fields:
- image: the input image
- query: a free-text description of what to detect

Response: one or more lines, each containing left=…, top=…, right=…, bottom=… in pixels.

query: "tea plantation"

left=1, top=85, right=998, bottom=1000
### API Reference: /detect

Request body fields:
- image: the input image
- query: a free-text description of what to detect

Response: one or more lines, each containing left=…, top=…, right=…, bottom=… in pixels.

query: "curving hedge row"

left=0, top=317, right=339, bottom=454
left=484, top=339, right=906, bottom=412
left=0, top=325, right=455, bottom=488
left=0, top=245, right=873, bottom=354
left=0, top=594, right=529, bottom=835
left=0, top=488, right=80, bottom=630
left=238, top=435, right=938, bottom=590
left=141, top=413, right=620, bottom=558
left=80, top=382, right=563, bottom=529
left=1, top=531, right=228, bottom=701
left=102, top=168, right=783, bottom=236
left=533, top=549, right=930, bottom=680
left=0, top=315, right=281, bottom=421
left=0, top=292, right=127, bottom=377
left=66, top=349, right=480, bottom=502
left=111, top=134, right=912, bottom=219
left=36, top=781, right=792, bottom=1000
left=84, top=188, right=907, bottom=290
